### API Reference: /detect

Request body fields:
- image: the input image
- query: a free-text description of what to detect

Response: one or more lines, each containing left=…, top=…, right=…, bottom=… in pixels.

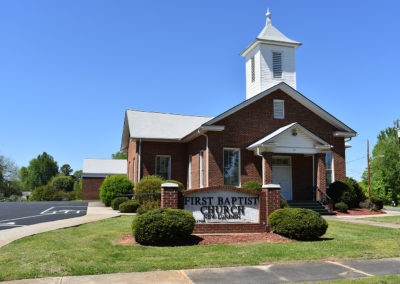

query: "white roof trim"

left=205, top=82, right=356, bottom=134
left=333, top=131, right=357, bottom=138
left=247, top=122, right=331, bottom=151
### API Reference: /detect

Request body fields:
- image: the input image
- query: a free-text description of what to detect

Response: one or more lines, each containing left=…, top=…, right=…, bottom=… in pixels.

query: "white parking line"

left=0, top=207, right=87, bottom=223
left=326, top=261, right=374, bottom=277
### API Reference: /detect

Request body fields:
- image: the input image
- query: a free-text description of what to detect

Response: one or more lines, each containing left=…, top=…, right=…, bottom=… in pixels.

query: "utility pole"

left=367, top=139, right=371, bottom=202
left=395, top=119, right=400, bottom=160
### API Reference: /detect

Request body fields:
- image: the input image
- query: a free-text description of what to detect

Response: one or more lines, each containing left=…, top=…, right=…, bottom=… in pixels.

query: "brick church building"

left=119, top=10, right=357, bottom=201
left=83, top=10, right=356, bottom=201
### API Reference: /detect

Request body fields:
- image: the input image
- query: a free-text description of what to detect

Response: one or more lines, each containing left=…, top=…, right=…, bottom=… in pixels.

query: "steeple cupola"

left=241, top=9, right=301, bottom=99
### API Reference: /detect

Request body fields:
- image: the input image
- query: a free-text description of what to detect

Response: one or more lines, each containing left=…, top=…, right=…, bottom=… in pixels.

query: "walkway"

left=324, top=210, right=400, bottom=229
left=3, top=257, right=400, bottom=283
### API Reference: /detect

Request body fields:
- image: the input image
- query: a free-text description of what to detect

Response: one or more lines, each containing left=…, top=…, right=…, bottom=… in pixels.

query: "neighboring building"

left=120, top=10, right=357, bottom=202
left=81, top=158, right=127, bottom=200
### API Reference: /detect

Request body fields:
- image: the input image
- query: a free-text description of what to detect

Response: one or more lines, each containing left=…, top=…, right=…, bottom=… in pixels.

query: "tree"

left=361, top=127, right=400, bottom=204
left=112, top=151, right=127, bottom=159
left=60, top=164, right=73, bottom=176
left=50, top=175, right=74, bottom=192
left=20, top=152, right=59, bottom=190
left=0, top=155, right=22, bottom=197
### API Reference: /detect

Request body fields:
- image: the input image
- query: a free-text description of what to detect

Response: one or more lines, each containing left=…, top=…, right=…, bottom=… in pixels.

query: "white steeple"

left=241, top=9, right=301, bottom=99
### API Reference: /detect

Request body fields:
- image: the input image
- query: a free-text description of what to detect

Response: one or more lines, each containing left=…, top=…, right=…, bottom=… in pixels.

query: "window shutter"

left=272, top=52, right=282, bottom=78
left=273, top=100, right=284, bottom=119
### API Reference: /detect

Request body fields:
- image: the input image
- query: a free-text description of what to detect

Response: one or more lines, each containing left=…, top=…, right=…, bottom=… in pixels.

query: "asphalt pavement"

left=0, top=201, right=88, bottom=230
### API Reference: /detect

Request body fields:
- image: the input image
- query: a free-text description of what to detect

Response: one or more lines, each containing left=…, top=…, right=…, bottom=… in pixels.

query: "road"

left=0, top=201, right=88, bottom=230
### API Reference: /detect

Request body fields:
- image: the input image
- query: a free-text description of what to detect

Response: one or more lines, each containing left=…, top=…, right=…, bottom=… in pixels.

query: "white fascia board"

left=240, top=39, right=301, bottom=57
left=333, top=131, right=357, bottom=138
left=345, top=142, right=352, bottom=149
left=199, top=125, right=225, bottom=132
left=205, top=82, right=356, bottom=134
left=181, top=125, right=225, bottom=142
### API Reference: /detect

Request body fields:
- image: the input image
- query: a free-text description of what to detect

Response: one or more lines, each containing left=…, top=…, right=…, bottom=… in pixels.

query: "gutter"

left=138, top=139, right=142, bottom=182
left=198, top=130, right=209, bottom=187
left=255, top=147, right=265, bottom=185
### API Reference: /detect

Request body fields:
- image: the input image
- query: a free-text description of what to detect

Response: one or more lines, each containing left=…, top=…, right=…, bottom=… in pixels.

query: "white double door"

left=271, top=156, right=293, bottom=200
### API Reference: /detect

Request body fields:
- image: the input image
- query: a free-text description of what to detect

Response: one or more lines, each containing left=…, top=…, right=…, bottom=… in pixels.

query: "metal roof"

left=82, top=158, right=127, bottom=178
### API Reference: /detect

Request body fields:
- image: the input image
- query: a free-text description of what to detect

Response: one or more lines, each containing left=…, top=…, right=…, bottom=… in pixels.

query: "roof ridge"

left=126, top=109, right=213, bottom=118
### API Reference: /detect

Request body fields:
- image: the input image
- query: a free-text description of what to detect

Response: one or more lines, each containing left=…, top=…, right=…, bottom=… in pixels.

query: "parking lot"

left=0, top=201, right=88, bottom=230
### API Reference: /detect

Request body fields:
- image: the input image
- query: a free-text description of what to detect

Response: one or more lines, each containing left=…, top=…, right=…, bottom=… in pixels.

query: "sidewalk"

left=0, top=202, right=119, bottom=248
left=2, top=257, right=400, bottom=283
left=324, top=210, right=400, bottom=229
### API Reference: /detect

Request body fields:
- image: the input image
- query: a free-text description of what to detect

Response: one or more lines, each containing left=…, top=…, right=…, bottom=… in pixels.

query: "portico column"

left=262, top=153, right=272, bottom=185
left=316, top=154, right=326, bottom=201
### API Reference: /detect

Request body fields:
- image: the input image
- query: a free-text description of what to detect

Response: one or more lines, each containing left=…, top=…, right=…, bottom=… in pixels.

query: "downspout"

left=198, top=130, right=209, bottom=187
left=256, top=147, right=265, bottom=185
left=138, top=139, right=142, bottom=182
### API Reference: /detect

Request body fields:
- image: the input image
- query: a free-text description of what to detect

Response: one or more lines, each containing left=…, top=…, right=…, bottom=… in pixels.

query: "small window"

left=251, top=57, right=255, bottom=82
left=156, top=156, right=171, bottom=180
left=223, top=148, right=240, bottom=186
left=325, top=153, right=334, bottom=187
left=272, top=52, right=282, bottom=78
left=273, top=99, right=284, bottom=119
left=272, top=157, right=291, bottom=166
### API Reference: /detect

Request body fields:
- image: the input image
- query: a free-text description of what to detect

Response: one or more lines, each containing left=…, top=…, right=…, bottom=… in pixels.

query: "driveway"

left=0, top=201, right=88, bottom=230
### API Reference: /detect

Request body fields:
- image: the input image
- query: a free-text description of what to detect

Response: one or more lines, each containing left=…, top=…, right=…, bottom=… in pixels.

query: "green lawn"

left=362, top=216, right=400, bottom=224
left=298, top=274, right=400, bottom=284
left=1, top=217, right=400, bottom=281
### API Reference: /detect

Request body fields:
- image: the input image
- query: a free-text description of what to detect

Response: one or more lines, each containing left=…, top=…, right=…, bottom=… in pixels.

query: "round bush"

left=370, top=197, right=384, bottom=210
left=335, top=202, right=348, bottom=213
left=111, top=197, right=129, bottom=210
left=132, top=208, right=195, bottom=245
left=50, top=175, right=74, bottom=192
left=99, top=175, right=133, bottom=206
left=134, top=175, right=163, bottom=203
left=268, top=208, right=328, bottom=240
left=119, top=200, right=140, bottom=213
left=137, top=201, right=161, bottom=215
left=345, top=177, right=366, bottom=204
left=328, top=181, right=358, bottom=208
left=242, top=180, right=262, bottom=192
left=29, top=185, right=62, bottom=201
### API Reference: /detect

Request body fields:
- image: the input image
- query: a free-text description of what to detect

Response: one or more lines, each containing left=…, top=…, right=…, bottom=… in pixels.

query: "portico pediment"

left=247, top=122, right=332, bottom=154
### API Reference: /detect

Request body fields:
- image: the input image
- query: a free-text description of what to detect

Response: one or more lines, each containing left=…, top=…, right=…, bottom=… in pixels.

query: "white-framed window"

left=199, top=151, right=204, bottom=188
left=251, top=57, right=255, bottom=82
left=155, top=155, right=171, bottom=180
left=325, top=152, right=334, bottom=187
left=273, top=99, right=285, bottom=119
left=188, top=155, right=192, bottom=189
left=223, top=148, right=240, bottom=187
left=272, top=52, right=282, bottom=78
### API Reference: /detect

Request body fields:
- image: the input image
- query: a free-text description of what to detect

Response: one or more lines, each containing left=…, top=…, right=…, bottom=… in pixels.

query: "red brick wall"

left=127, top=139, right=137, bottom=183
left=82, top=177, right=105, bottom=200
left=141, top=141, right=187, bottom=185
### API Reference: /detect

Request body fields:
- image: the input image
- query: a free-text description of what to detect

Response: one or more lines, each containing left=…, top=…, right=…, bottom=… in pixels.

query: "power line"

left=346, top=156, right=366, bottom=164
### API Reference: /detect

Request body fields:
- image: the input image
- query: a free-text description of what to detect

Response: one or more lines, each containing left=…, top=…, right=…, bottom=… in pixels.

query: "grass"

left=1, top=217, right=400, bottom=281
left=297, top=274, right=400, bottom=283
left=362, top=216, right=400, bottom=224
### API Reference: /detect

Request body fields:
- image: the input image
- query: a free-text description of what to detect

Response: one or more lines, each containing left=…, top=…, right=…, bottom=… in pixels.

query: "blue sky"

left=0, top=0, right=399, bottom=181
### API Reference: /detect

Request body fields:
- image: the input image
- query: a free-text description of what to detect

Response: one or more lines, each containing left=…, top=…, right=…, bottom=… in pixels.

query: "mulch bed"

left=333, top=208, right=386, bottom=216
left=117, top=232, right=294, bottom=246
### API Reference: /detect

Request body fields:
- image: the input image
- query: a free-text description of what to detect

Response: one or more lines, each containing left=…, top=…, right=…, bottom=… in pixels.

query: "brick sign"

left=183, top=189, right=259, bottom=223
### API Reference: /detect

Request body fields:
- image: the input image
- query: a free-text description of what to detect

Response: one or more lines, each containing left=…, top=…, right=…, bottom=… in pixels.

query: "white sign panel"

left=184, top=189, right=259, bottom=223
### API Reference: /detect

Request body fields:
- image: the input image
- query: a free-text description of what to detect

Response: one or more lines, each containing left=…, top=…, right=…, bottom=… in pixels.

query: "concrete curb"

left=0, top=203, right=119, bottom=248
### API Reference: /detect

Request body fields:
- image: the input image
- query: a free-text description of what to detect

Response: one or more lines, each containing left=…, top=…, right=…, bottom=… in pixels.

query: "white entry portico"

left=247, top=122, right=333, bottom=201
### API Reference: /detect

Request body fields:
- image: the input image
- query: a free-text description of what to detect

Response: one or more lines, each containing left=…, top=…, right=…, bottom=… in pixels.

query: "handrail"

left=116, top=192, right=161, bottom=198
left=313, top=186, right=332, bottom=205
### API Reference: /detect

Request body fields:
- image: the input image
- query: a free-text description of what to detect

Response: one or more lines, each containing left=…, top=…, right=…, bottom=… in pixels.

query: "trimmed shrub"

left=280, top=199, right=289, bottom=208
left=370, top=197, right=384, bottom=211
left=165, top=180, right=185, bottom=191
left=132, top=208, right=195, bottom=245
left=134, top=175, right=163, bottom=203
left=111, top=197, right=129, bottom=210
left=29, top=185, right=62, bottom=201
left=328, top=181, right=359, bottom=208
left=50, top=175, right=74, bottom=192
left=345, top=177, right=366, bottom=204
left=268, top=208, right=328, bottom=240
left=335, top=202, right=348, bottom=213
left=119, top=200, right=140, bottom=213
left=99, top=175, right=133, bottom=206
left=137, top=201, right=161, bottom=215
left=242, top=180, right=262, bottom=192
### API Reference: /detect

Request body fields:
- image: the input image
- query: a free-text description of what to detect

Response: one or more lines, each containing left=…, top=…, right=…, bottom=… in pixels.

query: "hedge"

left=99, top=175, right=133, bottom=206
left=268, top=208, right=328, bottom=240
left=132, top=208, right=195, bottom=245
left=242, top=181, right=262, bottom=192
left=111, top=197, right=129, bottom=210
left=119, top=200, right=140, bottom=213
